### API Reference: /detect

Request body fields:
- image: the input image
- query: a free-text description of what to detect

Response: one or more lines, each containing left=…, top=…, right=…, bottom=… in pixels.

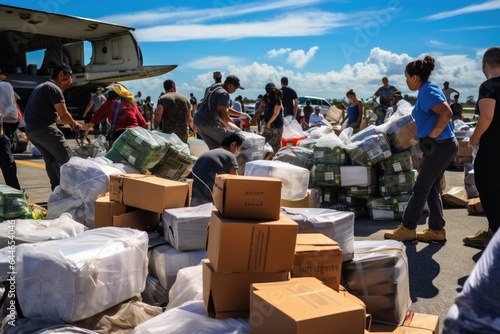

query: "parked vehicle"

left=297, top=96, right=331, bottom=117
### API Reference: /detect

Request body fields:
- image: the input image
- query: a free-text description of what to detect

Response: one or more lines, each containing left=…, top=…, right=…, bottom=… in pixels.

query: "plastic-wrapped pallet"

left=166, top=264, right=203, bottom=310
left=366, top=193, right=412, bottom=220
left=341, top=240, right=411, bottom=326
left=151, top=132, right=194, bottom=181
left=313, top=132, right=348, bottom=165
left=59, top=157, right=123, bottom=203
left=345, top=133, right=392, bottom=167
left=235, top=131, right=266, bottom=174
left=162, top=203, right=215, bottom=251
left=379, top=170, right=416, bottom=196
left=379, top=150, right=413, bottom=175
left=386, top=114, right=418, bottom=151
left=281, top=207, right=355, bottom=262
left=245, top=160, right=310, bottom=201
left=47, top=186, right=88, bottom=226
left=273, top=146, right=314, bottom=170
left=344, top=185, right=378, bottom=199
left=0, top=185, right=31, bottom=220
left=107, top=128, right=168, bottom=172
left=0, top=247, right=10, bottom=281
left=0, top=213, right=85, bottom=249
left=141, top=274, right=169, bottom=307
left=148, top=244, right=206, bottom=292
left=313, top=165, right=376, bottom=187
left=134, top=300, right=249, bottom=334
left=16, top=227, right=148, bottom=322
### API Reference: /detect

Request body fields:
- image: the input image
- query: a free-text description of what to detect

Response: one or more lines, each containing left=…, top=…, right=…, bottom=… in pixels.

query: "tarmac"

left=1, top=131, right=487, bottom=332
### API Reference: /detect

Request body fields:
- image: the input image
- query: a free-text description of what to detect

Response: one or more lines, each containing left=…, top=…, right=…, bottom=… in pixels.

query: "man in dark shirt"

left=280, top=77, right=298, bottom=118
left=23, top=63, right=81, bottom=190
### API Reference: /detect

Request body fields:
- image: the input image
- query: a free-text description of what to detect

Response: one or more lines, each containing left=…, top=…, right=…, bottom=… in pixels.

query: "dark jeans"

left=474, top=144, right=500, bottom=232
left=26, top=124, right=72, bottom=191
left=3, top=122, right=19, bottom=147
left=403, top=137, right=458, bottom=230
left=0, top=134, right=20, bottom=189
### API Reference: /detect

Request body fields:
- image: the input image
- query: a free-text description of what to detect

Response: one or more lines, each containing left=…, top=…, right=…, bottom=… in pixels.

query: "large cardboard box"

left=292, top=233, right=342, bottom=291
left=369, top=311, right=439, bottom=333
left=250, top=277, right=366, bottom=334
left=109, top=174, right=189, bottom=213
left=202, top=259, right=289, bottom=319
left=94, top=195, right=127, bottom=228
left=113, top=209, right=160, bottom=230
left=213, top=174, right=282, bottom=220
left=206, top=211, right=298, bottom=273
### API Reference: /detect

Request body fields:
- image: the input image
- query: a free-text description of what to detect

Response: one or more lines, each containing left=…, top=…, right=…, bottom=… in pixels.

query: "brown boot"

left=463, top=228, right=493, bottom=249
left=384, top=224, right=417, bottom=242
left=417, top=228, right=446, bottom=243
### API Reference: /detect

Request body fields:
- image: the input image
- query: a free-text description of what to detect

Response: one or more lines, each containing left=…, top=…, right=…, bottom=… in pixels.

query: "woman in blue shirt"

left=345, top=89, right=363, bottom=130
left=384, top=55, right=458, bottom=243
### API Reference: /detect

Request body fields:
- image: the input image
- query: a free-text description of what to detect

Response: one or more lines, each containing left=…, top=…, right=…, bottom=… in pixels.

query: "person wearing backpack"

left=193, top=75, right=249, bottom=150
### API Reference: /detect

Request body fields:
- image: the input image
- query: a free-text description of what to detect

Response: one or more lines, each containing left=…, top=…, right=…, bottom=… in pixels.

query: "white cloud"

left=186, top=56, right=244, bottom=70
left=122, top=47, right=485, bottom=105
left=422, top=0, right=500, bottom=21
left=267, top=48, right=292, bottom=58
left=287, top=46, right=319, bottom=68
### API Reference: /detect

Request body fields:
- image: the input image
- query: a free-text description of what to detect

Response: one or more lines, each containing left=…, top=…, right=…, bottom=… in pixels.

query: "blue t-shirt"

left=195, top=85, right=230, bottom=124
left=412, top=81, right=454, bottom=140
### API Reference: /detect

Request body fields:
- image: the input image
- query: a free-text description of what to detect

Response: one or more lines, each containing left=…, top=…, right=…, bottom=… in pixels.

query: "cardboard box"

left=292, top=233, right=342, bottom=291
left=250, top=277, right=366, bottom=334
left=466, top=197, right=484, bottom=214
left=213, top=174, right=282, bottom=220
left=109, top=174, right=189, bottom=213
left=369, top=311, right=439, bottom=333
left=94, top=195, right=127, bottom=228
left=456, top=140, right=472, bottom=157
left=206, top=211, right=298, bottom=273
left=442, top=186, right=468, bottom=207
left=202, top=259, right=289, bottom=319
left=113, top=209, right=160, bottom=230
left=339, top=285, right=371, bottom=331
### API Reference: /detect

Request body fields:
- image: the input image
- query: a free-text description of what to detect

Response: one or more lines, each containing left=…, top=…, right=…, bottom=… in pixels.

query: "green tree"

left=466, top=96, right=476, bottom=104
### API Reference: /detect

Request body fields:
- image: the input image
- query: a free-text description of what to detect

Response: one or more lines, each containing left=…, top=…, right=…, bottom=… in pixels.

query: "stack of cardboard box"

left=203, top=174, right=298, bottom=318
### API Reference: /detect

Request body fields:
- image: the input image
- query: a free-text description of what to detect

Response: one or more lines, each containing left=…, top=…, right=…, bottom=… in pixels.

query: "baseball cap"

left=96, top=86, right=103, bottom=91
left=213, top=71, right=222, bottom=78
left=54, top=63, right=72, bottom=76
left=224, top=75, right=244, bottom=90
left=314, top=106, right=321, bottom=111
left=306, top=99, right=311, bottom=104
left=443, top=81, right=449, bottom=85
left=257, top=94, right=263, bottom=99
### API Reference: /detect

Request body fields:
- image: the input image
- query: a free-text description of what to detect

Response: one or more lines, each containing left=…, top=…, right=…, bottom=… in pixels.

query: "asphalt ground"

left=1, top=130, right=486, bottom=332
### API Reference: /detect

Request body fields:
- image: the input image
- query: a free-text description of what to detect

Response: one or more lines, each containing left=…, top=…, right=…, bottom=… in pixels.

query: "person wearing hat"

left=23, top=63, right=81, bottom=191
left=203, top=71, right=224, bottom=98
left=190, top=132, right=243, bottom=206
left=0, top=69, right=21, bottom=190
left=82, top=86, right=107, bottom=137
left=154, top=79, right=193, bottom=143
left=82, top=83, right=146, bottom=146
left=193, top=74, right=249, bottom=150
left=308, top=105, right=325, bottom=127
left=251, top=82, right=284, bottom=153
left=442, top=81, right=460, bottom=104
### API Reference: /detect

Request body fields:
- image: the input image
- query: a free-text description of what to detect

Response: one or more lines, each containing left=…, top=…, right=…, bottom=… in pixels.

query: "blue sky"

left=5, top=0, right=499, bottom=104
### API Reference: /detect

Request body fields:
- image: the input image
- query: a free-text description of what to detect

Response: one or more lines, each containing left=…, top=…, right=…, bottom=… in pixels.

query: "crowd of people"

left=3, top=47, right=500, bottom=331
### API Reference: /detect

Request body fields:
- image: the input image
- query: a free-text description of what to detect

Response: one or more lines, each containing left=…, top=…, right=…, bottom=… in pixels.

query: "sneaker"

left=384, top=224, right=417, bottom=242
left=417, top=228, right=446, bottom=243
left=463, top=229, right=493, bottom=249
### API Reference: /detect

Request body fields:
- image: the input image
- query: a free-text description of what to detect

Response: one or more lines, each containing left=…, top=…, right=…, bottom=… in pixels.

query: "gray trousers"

left=26, top=124, right=72, bottom=191
left=402, top=137, right=458, bottom=230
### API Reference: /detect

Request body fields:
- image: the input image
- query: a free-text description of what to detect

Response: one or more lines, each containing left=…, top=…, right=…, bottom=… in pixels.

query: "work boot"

left=384, top=224, right=417, bottom=242
left=417, top=228, right=446, bottom=243
left=463, top=228, right=493, bottom=249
